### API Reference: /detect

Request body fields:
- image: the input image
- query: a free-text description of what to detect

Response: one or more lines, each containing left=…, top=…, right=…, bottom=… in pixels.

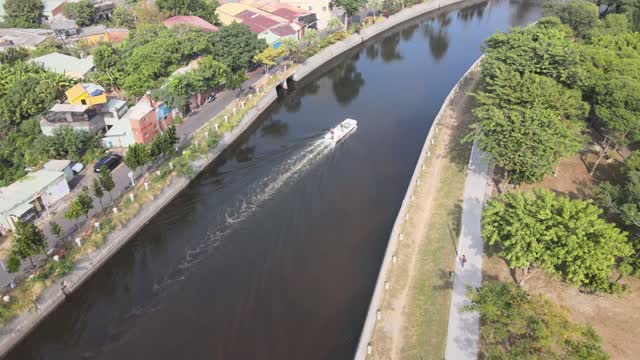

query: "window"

left=81, top=99, right=86, bottom=105
left=322, top=6, right=327, bottom=11
left=308, top=6, right=312, bottom=10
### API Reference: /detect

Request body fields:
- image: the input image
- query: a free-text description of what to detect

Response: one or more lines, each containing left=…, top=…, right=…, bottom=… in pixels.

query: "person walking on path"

left=461, top=254, right=467, bottom=268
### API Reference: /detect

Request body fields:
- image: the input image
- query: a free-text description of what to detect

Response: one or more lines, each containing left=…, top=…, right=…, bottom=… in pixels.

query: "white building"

left=0, top=169, right=70, bottom=233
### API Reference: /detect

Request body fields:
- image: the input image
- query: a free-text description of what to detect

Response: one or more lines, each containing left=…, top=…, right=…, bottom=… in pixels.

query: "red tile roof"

left=236, top=10, right=282, bottom=33
left=163, top=16, right=219, bottom=33
left=271, top=8, right=304, bottom=22
left=270, top=24, right=296, bottom=37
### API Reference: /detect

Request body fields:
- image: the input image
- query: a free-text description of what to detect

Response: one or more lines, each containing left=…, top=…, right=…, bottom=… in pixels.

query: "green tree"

left=9, top=221, right=47, bottom=272
left=226, top=70, right=246, bottom=99
left=98, top=166, right=115, bottom=201
left=65, top=187, right=94, bottom=223
left=1, top=47, right=29, bottom=65
left=125, top=143, right=151, bottom=171
left=327, top=17, right=343, bottom=34
left=468, top=70, right=586, bottom=186
left=481, top=23, right=586, bottom=88
left=4, top=0, right=43, bottom=28
left=483, top=189, right=632, bottom=292
left=111, top=5, right=137, bottom=29
left=543, top=0, right=599, bottom=38
left=253, top=47, right=284, bottom=74
left=92, top=178, right=105, bottom=210
left=6, top=254, right=21, bottom=273
left=282, top=37, right=304, bottom=63
left=156, top=0, right=219, bottom=24
left=209, top=23, right=267, bottom=72
left=303, top=28, right=320, bottom=48
left=465, top=281, right=608, bottom=359
left=62, top=0, right=97, bottom=27
left=135, top=0, right=169, bottom=25
left=92, top=44, right=120, bottom=72
left=50, top=221, right=62, bottom=240
left=331, top=0, right=366, bottom=29
left=598, top=151, right=640, bottom=276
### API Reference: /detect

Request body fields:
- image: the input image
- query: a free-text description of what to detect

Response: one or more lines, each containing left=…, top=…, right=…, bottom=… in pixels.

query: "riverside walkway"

left=444, top=143, right=492, bottom=359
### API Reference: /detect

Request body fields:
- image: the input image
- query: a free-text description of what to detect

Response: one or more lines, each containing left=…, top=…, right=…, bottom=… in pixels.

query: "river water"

left=8, top=1, right=540, bottom=359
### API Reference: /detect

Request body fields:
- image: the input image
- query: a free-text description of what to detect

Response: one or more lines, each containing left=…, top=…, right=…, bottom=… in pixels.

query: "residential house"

left=43, top=159, right=74, bottom=183
left=50, top=18, right=79, bottom=40
left=29, top=53, right=94, bottom=79
left=277, top=0, right=332, bottom=28
left=94, top=1, right=116, bottom=22
left=40, top=99, right=128, bottom=135
left=40, top=83, right=128, bottom=136
left=241, top=0, right=319, bottom=28
left=102, top=94, right=173, bottom=148
left=216, top=3, right=303, bottom=48
left=0, top=169, right=70, bottom=233
left=163, top=15, right=219, bottom=32
left=0, top=28, right=54, bottom=51
left=77, top=25, right=129, bottom=46
left=65, top=83, right=108, bottom=107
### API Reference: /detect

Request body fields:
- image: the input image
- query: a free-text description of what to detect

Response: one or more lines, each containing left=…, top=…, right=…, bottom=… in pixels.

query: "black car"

left=94, top=154, right=123, bottom=173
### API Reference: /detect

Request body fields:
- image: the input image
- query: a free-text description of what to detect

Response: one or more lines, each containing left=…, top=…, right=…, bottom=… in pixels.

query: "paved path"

left=444, top=143, right=492, bottom=360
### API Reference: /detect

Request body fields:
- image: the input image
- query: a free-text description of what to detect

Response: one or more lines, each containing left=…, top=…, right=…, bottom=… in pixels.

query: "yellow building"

left=65, top=83, right=107, bottom=107
left=77, top=26, right=129, bottom=46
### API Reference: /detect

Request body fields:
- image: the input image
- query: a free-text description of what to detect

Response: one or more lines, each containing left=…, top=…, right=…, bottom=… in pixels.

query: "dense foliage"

left=62, top=0, right=97, bottom=27
left=156, top=0, right=219, bottom=24
left=92, top=23, right=265, bottom=96
left=7, top=221, right=47, bottom=273
left=469, top=68, right=587, bottom=184
left=0, top=63, right=104, bottom=186
left=483, top=189, right=632, bottom=293
left=152, top=57, right=231, bottom=111
left=465, top=281, right=609, bottom=359
left=598, top=151, right=640, bottom=276
left=3, top=0, right=43, bottom=28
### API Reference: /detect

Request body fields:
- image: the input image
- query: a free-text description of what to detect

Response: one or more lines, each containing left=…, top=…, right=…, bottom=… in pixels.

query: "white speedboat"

left=325, top=118, right=357, bottom=143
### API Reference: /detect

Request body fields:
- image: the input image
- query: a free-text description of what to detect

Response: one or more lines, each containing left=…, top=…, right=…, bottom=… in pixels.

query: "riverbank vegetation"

left=474, top=0, right=640, bottom=357
left=465, top=281, right=608, bottom=359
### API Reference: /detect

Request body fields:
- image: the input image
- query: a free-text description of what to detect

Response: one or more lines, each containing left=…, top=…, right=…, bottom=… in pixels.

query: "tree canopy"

left=482, top=189, right=632, bottom=292
left=465, top=281, right=608, bottom=359
left=156, top=0, right=219, bottom=24
left=62, top=0, right=96, bottom=27
left=3, top=0, right=43, bottom=28
left=543, top=0, right=600, bottom=38
left=8, top=221, right=47, bottom=272
left=598, top=151, right=640, bottom=276
left=469, top=68, right=586, bottom=185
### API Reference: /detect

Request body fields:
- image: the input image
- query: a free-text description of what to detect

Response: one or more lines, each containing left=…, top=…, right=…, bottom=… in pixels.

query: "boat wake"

left=150, top=137, right=333, bottom=299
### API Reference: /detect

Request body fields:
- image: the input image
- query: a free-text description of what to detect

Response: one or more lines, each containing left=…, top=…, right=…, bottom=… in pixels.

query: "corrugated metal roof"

left=50, top=103, right=90, bottom=112
left=0, top=170, right=65, bottom=215
left=29, top=53, right=94, bottom=79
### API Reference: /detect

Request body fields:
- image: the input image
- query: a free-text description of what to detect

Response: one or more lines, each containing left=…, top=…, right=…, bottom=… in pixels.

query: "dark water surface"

left=8, top=2, right=540, bottom=359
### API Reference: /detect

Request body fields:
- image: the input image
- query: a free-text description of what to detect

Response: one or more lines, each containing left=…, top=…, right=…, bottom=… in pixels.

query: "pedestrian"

left=61, top=281, right=68, bottom=298
left=461, top=254, right=467, bottom=268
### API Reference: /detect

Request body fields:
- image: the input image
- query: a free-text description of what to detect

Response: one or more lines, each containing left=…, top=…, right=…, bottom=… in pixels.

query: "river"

left=7, top=1, right=540, bottom=359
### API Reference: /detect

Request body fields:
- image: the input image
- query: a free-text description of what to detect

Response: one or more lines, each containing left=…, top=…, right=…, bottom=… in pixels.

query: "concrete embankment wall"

left=353, top=57, right=483, bottom=359
left=293, top=0, right=468, bottom=82
left=0, top=87, right=279, bottom=357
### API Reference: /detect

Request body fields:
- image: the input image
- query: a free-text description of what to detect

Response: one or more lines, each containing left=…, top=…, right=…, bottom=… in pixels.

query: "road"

left=0, top=70, right=264, bottom=289
left=444, top=143, right=492, bottom=360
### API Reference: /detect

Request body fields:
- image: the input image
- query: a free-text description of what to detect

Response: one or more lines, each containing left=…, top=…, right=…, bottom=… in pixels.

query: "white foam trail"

left=150, top=137, right=333, bottom=300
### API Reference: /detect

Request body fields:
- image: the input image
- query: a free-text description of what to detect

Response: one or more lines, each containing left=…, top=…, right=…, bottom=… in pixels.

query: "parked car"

left=71, top=162, right=84, bottom=175
left=94, top=154, right=123, bottom=173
